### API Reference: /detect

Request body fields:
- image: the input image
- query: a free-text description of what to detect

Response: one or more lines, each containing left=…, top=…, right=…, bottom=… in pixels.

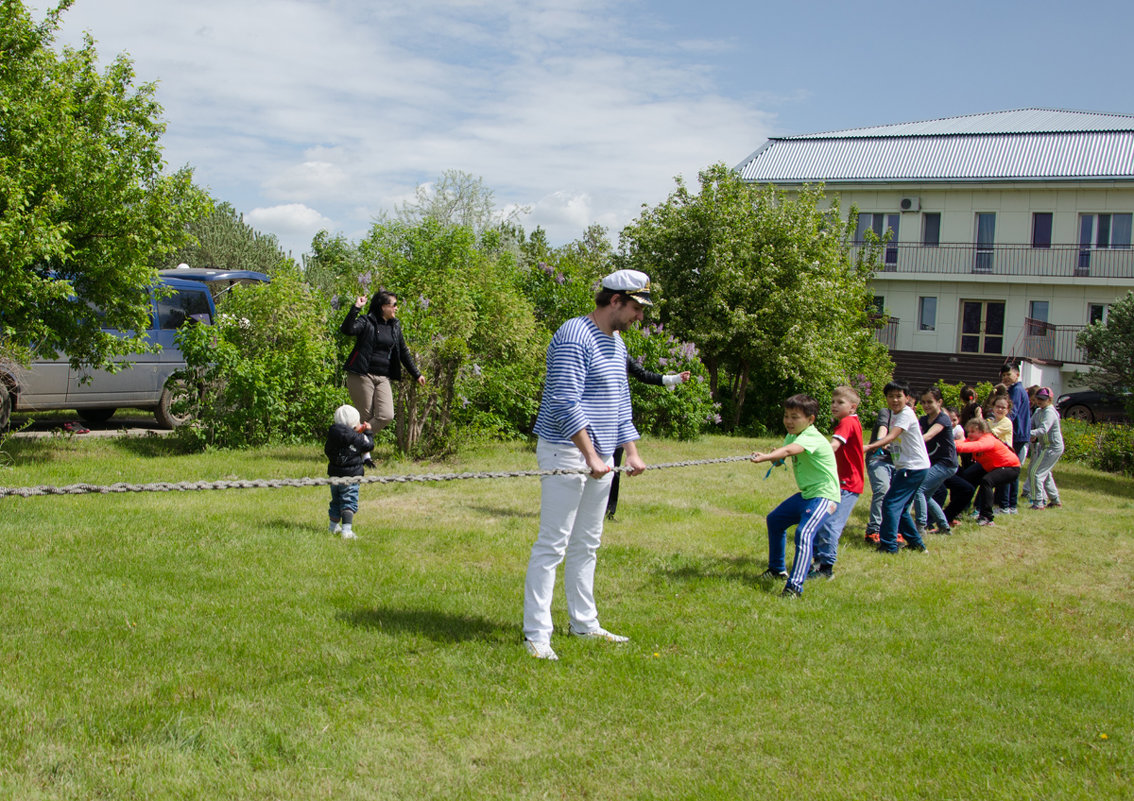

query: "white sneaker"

left=341, top=529, right=357, bottom=540
left=569, top=627, right=629, bottom=643
left=330, top=522, right=342, bottom=534
left=524, top=639, right=558, bottom=660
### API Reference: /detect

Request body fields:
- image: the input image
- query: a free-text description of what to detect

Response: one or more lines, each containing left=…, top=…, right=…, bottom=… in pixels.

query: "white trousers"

left=523, top=438, right=614, bottom=644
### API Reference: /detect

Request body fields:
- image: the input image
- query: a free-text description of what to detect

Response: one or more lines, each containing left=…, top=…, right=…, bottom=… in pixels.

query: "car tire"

left=1062, top=404, right=1094, bottom=423
left=78, top=407, right=116, bottom=424
left=0, top=381, right=11, bottom=431
left=155, top=377, right=197, bottom=429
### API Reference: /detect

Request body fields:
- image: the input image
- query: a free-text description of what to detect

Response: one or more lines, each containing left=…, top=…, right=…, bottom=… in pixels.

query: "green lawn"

left=0, top=434, right=1130, bottom=799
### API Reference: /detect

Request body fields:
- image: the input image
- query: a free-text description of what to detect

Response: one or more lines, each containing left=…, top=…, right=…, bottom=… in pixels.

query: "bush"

left=622, top=323, right=719, bottom=440
left=172, top=270, right=345, bottom=449
left=1061, top=419, right=1134, bottom=475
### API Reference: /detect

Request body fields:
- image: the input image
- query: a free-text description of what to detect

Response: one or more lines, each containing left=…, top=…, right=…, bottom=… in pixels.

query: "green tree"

left=172, top=267, right=343, bottom=449
left=0, top=1, right=207, bottom=369
left=1077, top=290, right=1134, bottom=418
left=160, top=200, right=292, bottom=275
left=618, top=163, right=892, bottom=430
left=320, top=218, right=546, bottom=456
left=396, top=169, right=528, bottom=233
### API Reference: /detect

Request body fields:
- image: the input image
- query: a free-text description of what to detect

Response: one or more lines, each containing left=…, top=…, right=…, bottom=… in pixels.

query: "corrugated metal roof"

left=805, top=108, right=1134, bottom=138
left=736, top=109, right=1134, bottom=183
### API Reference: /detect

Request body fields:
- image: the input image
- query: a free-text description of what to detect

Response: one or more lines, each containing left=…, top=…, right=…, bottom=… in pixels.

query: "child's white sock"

left=341, top=523, right=356, bottom=540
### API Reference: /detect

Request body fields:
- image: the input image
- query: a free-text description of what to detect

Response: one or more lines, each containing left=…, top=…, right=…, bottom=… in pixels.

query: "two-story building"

left=735, top=108, right=1134, bottom=394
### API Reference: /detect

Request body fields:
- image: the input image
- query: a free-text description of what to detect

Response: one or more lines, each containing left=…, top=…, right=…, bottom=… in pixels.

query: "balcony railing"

left=853, top=242, right=1134, bottom=279
left=873, top=316, right=899, bottom=349
left=1016, top=318, right=1089, bottom=364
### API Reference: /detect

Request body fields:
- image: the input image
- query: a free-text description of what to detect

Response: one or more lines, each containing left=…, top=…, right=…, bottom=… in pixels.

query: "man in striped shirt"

left=522, top=270, right=651, bottom=660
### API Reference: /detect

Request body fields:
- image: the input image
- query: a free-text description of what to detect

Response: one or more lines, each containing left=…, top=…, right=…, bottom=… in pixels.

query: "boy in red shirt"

left=810, top=386, right=865, bottom=579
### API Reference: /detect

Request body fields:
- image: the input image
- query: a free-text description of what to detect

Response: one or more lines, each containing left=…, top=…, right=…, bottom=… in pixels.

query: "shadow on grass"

left=652, top=552, right=769, bottom=588
left=465, top=504, right=537, bottom=519
left=338, top=606, right=513, bottom=644
left=111, top=434, right=199, bottom=458
left=1054, top=469, right=1134, bottom=498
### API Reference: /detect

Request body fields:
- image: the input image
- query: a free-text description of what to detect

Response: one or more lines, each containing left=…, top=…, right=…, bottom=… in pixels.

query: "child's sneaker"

left=341, top=526, right=357, bottom=540
left=808, top=564, right=835, bottom=580
left=896, top=533, right=907, bottom=545
left=1048, top=500, right=1062, bottom=508
left=780, top=584, right=802, bottom=598
left=1028, top=502, right=1046, bottom=511
left=977, top=517, right=995, bottom=527
left=998, top=506, right=1011, bottom=516
left=864, top=530, right=880, bottom=544
left=759, top=568, right=789, bottom=581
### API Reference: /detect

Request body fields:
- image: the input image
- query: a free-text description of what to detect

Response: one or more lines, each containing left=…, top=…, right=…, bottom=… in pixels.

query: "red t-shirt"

left=831, top=414, right=865, bottom=494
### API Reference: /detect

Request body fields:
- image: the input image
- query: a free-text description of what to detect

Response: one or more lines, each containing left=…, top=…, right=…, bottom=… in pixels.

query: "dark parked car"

left=1056, top=389, right=1130, bottom=423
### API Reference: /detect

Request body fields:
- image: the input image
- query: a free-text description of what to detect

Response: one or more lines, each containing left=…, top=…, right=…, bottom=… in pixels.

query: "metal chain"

left=0, top=455, right=755, bottom=498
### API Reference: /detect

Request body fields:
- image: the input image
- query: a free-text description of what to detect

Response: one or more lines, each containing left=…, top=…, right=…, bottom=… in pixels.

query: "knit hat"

left=334, top=404, right=361, bottom=428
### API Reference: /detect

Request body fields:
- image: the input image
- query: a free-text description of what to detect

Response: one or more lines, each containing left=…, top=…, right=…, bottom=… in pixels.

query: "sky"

left=29, top=0, right=1134, bottom=259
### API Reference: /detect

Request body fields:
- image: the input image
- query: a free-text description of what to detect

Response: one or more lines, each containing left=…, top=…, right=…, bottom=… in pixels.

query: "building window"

left=1032, top=213, right=1053, bottom=249
left=918, top=296, right=937, bottom=331
left=855, top=213, right=900, bottom=269
left=974, top=213, right=996, bottom=273
left=1079, top=213, right=1133, bottom=275
left=922, top=213, right=941, bottom=247
left=1089, top=303, right=1109, bottom=325
left=1028, top=300, right=1049, bottom=335
left=960, top=300, right=1005, bottom=354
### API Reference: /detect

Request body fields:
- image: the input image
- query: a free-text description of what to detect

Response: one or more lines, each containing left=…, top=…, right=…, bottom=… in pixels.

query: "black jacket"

left=341, top=307, right=421, bottom=380
left=627, top=356, right=665, bottom=386
left=325, top=423, right=375, bottom=477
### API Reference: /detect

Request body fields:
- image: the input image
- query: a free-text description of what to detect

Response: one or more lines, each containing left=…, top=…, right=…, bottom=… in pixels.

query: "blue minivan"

left=0, top=267, right=269, bottom=429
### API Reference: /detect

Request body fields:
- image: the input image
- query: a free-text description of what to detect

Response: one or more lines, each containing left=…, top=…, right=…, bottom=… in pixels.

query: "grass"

left=0, top=434, right=1131, bottom=800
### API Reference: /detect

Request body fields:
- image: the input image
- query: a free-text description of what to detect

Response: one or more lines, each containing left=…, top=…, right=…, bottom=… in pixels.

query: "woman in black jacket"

left=341, top=291, right=426, bottom=460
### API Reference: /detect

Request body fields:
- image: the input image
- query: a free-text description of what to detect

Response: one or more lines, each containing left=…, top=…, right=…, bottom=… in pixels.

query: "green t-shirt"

left=785, top=424, right=840, bottom=503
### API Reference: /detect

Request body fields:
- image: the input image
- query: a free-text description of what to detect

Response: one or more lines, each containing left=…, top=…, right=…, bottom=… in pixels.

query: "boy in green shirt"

left=751, top=394, right=840, bottom=597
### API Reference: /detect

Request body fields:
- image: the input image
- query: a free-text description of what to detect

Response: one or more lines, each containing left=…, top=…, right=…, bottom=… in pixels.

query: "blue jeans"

left=329, top=482, right=359, bottom=520
left=767, top=493, right=835, bottom=593
left=866, top=454, right=893, bottom=534
left=995, top=442, right=1028, bottom=509
left=880, top=468, right=927, bottom=552
left=914, top=462, right=957, bottom=530
left=813, top=489, right=861, bottom=566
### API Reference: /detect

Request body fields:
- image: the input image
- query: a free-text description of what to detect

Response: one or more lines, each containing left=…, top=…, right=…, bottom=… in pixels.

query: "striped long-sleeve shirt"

left=532, top=316, right=638, bottom=456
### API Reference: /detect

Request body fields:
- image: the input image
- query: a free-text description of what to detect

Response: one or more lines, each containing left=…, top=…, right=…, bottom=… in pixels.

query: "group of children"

left=751, top=372, right=1066, bottom=598
left=321, top=364, right=1066, bottom=600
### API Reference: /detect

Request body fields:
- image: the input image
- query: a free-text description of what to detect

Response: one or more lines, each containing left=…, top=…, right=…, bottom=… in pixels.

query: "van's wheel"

left=78, top=407, right=116, bottom=424
left=155, top=378, right=197, bottom=429
left=0, top=382, right=11, bottom=431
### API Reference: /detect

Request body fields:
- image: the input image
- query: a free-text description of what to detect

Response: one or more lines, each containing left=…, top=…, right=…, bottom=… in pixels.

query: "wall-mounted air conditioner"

left=899, top=196, right=920, bottom=212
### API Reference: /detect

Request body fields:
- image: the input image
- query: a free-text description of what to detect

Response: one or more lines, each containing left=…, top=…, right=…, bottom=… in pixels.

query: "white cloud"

left=243, top=205, right=334, bottom=254
left=32, top=0, right=776, bottom=256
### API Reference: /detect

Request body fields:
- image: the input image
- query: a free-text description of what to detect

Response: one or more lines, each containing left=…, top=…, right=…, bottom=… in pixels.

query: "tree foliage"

left=1077, top=290, right=1134, bottom=418
left=172, top=268, right=343, bottom=449
left=618, top=164, right=892, bottom=431
left=159, top=200, right=293, bottom=275
left=314, top=219, right=548, bottom=456
left=396, top=169, right=527, bottom=233
left=0, top=0, right=207, bottom=368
